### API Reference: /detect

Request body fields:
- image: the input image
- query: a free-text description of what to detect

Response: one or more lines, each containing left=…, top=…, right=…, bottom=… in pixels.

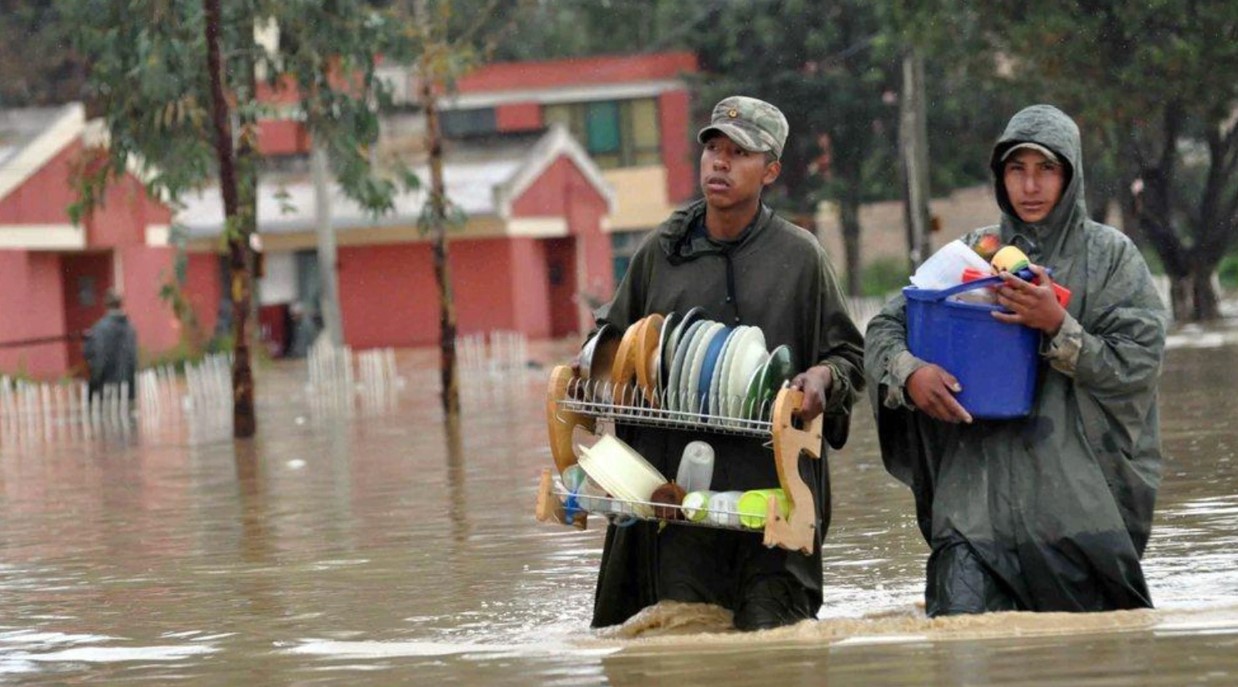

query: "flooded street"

left=0, top=338, right=1236, bottom=685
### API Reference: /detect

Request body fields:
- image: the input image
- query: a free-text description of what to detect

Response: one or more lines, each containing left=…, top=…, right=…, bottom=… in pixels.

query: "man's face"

left=1003, top=149, right=1065, bottom=224
left=699, top=133, right=780, bottom=210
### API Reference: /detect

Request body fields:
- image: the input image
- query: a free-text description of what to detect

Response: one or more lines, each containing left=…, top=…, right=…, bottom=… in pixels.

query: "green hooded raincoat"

left=864, top=105, right=1168, bottom=615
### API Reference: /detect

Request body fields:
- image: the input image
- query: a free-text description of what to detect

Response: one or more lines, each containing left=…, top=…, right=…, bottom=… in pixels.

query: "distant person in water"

left=84, top=290, right=138, bottom=403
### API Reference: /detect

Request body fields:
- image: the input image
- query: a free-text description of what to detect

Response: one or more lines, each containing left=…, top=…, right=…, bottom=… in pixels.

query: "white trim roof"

left=0, top=104, right=85, bottom=204
left=177, top=124, right=614, bottom=239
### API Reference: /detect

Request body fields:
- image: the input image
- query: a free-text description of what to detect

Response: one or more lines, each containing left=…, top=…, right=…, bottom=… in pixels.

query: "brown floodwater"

left=0, top=335, right=1235, bottom=686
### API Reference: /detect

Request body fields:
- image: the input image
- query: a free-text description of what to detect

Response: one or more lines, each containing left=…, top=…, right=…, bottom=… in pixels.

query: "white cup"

left=676, top=440, right=715, bottom=493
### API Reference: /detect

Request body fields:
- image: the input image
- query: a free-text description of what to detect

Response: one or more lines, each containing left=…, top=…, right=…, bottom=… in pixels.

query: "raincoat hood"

left=990, top=104, right=1087, bottom=266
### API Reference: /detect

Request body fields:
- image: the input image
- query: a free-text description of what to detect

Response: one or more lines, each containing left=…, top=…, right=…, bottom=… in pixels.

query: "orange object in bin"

left=961, top=268, right=1072, bottom=308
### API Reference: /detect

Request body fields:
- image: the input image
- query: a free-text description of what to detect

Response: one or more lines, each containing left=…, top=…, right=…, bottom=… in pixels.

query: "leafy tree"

left=64, top=0, right=412, bottom=437
left=0, top=0, right=87, bottom=106
left=901, top=0, right=1238, bottom=322
left=678, top=0, right=901, bottom=295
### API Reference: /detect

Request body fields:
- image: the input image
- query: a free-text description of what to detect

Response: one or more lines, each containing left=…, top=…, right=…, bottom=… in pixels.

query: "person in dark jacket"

left=864, top=104, right=1167, bottom=616
left=84, top=290, right=139, bottom=403
left=584, top=96, right=865, bottom=631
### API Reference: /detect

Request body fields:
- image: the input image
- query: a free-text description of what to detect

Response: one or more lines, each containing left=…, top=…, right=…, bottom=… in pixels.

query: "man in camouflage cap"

left=583, top=95, right=863, bottom=631
left=697, top=95, right=790, bottom=160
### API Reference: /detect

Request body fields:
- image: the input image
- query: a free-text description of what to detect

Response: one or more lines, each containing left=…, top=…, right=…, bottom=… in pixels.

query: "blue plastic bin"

left=904, top=276, right=1041, bottom=419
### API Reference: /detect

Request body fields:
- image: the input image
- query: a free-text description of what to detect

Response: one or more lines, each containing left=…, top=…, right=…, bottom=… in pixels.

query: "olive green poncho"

left=865, top=105, right=1168, bottom=615
left=590, top=200, right=864, bottom=627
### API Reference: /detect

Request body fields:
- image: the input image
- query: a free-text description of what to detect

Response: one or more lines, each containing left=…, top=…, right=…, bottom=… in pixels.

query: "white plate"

left=721, top=327, right=767, bottom=419
left=684, top=322, right=724, bottom=415
left=667, top=320, right=708, bottom=412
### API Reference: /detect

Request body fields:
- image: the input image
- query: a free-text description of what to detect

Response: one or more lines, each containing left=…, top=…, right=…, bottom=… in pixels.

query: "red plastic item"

left=959, top=268, right=1072, bottom=307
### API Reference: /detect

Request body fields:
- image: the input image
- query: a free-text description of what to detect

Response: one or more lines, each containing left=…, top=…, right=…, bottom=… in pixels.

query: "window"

left=440, top=107, right=497, bottom=138
left=611, top=229, right=650, bottom=286
left=544, top=98, right=661, bottom=169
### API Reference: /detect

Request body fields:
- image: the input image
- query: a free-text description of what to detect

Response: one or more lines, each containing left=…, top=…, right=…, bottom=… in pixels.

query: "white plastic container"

left=675, top=440, right=715, bottom=493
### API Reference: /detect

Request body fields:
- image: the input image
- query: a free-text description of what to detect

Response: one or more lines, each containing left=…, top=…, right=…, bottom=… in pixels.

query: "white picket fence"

left=457, top=330, right=528, bottom=379
left=306, top=339, right=404, bottom=415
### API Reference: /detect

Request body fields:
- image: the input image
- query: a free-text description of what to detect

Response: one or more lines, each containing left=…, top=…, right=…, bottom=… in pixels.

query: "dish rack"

left=535, top=364, right=824, bottom=554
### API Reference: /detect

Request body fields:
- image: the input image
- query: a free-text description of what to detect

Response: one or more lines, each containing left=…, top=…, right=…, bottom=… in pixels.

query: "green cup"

left=737, top=488, right=789, bottom=529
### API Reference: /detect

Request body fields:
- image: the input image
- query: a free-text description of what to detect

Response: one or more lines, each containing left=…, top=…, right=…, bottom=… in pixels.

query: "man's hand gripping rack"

left=535, top=364, right=824, bottom=554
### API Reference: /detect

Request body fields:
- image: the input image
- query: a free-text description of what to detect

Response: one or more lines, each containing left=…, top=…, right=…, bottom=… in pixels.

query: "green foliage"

left=860, top=256, right=910, bottom=297
left=1219, top=253, right=1238, bottom=292
left=0, top=1, right=87, bottom=106
left=61, top=0, right=415, bottom=219
left=679, top=0, right=901, bottom=213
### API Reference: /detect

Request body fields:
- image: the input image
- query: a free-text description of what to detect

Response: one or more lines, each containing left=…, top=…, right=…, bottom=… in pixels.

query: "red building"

left=441, top=51, right=699, bottom=277
left=178, top=126, right=615, bottom=349
left=187, top=51, right=699, bottom=351
left=0, top=52, right=700, bottom=376
left=0, top=104, right=180, bottom=378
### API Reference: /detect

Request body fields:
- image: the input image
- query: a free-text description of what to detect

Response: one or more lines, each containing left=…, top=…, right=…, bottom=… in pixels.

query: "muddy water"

left=0, top=341, right=1235, bottom=685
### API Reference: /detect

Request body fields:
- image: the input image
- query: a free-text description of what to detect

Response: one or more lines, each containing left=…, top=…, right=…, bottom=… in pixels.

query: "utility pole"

left=312, top=143, right=345, bottom=347
left=899, top=50, right=932, bottom=270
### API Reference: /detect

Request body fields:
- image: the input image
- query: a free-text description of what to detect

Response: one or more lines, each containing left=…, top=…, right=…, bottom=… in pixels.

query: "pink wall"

left=258, top=120, right=310, bottom=156
left=338, top=243, right=438, bottom=348
left=505, top=238, right=551, bottom=338
left=451, top=239, right=518, bottom=337
left=495, top=103, right=542, bottom=132
left=185, top=253, right=222, bottom=339
left=0, top=140, right=172, bottom=247
left=659, top=89, right=696, bottom=203
left=86, top=172, right=174, bottom=249
left=0, top=141, right=89, bottom=224
left=0, top=252, right=70, bottom=377
left=117, top=244, right=180, bottom=354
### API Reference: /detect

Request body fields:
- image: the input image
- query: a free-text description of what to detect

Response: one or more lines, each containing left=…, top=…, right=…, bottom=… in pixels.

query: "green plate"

left=743, top=344, right=794, bottom=420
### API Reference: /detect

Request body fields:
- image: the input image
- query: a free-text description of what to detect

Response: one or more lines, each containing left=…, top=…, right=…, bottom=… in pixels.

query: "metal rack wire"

left=557, top=377, right=775, bottom=439
left=549, top=475, right=766, bottom=533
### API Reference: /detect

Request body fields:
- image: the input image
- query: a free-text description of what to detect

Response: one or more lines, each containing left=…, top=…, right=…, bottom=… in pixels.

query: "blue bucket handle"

left=910, top=275, right=1004, bottom=302
left=910, top=267, right=1053, bottom=302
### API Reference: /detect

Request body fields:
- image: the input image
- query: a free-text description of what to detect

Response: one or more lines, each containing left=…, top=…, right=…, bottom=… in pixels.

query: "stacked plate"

left=603, top=308, right=797, bottom=421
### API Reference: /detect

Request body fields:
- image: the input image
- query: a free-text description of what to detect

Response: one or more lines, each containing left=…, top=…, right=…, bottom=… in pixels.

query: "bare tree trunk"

left=838, top=196, right=862, bottom=297
left=313, top=143, right=345, bottom=347
left=203, top=0, right=255, bottom=438
left=899, top=50, right=931, bottom=271
left=421, top=59, right=460, bottom=429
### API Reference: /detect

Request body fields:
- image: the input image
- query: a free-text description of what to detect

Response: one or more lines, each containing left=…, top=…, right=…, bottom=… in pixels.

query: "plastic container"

left=909, top=240, right=993, bottom=290
left=681, top=490, right=715, bottom=522
left=737, top=488, right=789, bottom=529
left=675, top=441, right=715, bottom=493
left=904, top=275, right=1040, bottom=419
left=706, top=491, right=743, bottom=527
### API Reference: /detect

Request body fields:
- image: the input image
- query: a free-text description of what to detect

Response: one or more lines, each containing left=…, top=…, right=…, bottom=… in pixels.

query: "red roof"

left=456, top=52, right=698, bottom=93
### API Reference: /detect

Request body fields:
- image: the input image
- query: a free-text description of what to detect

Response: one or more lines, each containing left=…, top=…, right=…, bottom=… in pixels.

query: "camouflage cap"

left=696, top=96, right=789, bottom=159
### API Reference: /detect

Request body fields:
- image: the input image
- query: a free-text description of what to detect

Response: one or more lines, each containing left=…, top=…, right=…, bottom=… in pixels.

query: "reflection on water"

left=0, top=342, right=1234, bottom=684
